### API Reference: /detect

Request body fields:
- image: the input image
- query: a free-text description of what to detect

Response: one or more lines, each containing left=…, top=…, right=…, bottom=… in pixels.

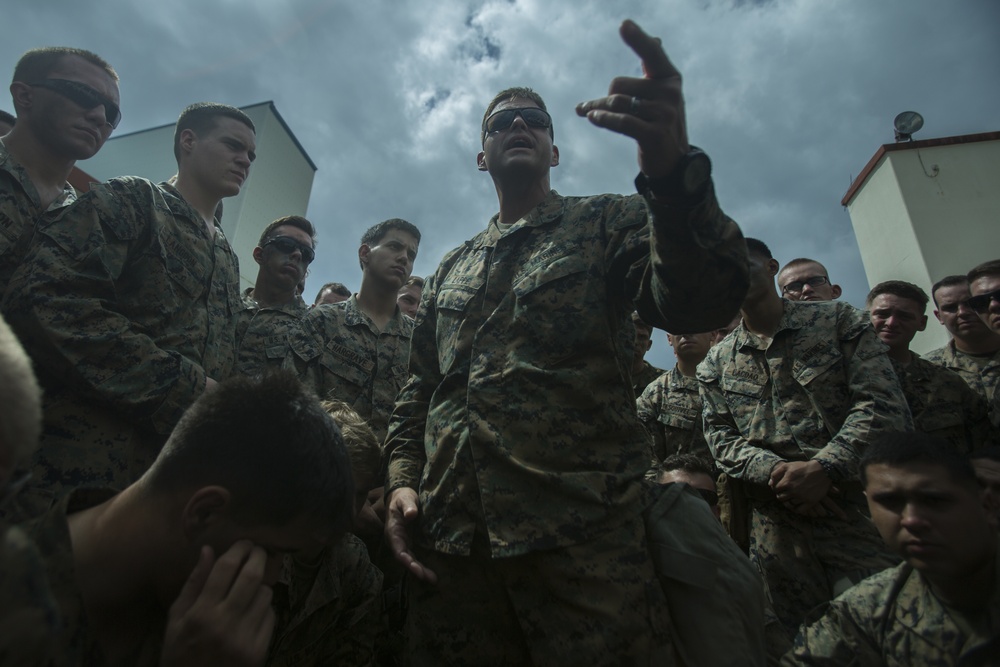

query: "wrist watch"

left=635, top=147, right=712, bottom=205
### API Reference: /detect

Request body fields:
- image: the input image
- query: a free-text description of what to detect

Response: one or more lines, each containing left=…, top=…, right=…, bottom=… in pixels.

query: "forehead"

left=493, top=97, right=541, bottom=114
left=865, top=461, right=962, bottom=494
left=661, top=469, right=715, bottom=492
left=373, top=229, right=419, bottom=249
left=204, top=116, right=257, bottom=149
left=48, top=54, right=120, bottom=103
left=780, top=262, right=825, bottom=281
left=934, top=283, right=969, bottom=305
left=870, top=292, right=921, bottom=314
left=272, top=224, right=312, bottom=245
left=398, top=284, right=420, bottom=297
left=971, top=273, right=1000, bottom=294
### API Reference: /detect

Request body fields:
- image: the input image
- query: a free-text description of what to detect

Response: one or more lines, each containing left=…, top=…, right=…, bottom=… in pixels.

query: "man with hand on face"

left=0, top=47, right=120, bottom=292
left=924, top=275, right=1000, bottom=412
left=777, top=258, right=842, bottom=303
left=288, top=218, right=420, bottom=444
left=699, top=238, right=909, bottom=637
left=383, top=20, right=748, bottom=665
left=236, top=216, right=316, bottom=379
left=784, top=432, right=1000, bottom=665
left=3, top=103, right=254, bottom=521
left=14, top=372, right=354, bottom=667
left=866, top=280, right=994, bottom=453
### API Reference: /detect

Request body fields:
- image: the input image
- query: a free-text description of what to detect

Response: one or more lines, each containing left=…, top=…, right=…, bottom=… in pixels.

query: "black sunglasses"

left=28, top=78, right=121, bottom=129
left=484, top=107, right=552, bottom=135
left=966, top=289, right=1000, bottom=314
left=264, top=236, right=315, bottom=264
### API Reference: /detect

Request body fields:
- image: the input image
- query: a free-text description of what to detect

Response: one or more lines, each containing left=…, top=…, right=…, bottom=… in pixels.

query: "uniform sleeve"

left=608, top=184, right=749, bottom=334
left=812, top=320, right=912, bottom=480
left=2, top=182, right=205, bottom=434
left=698, top=352, right=785, bottom=486
left=781, top=584, right=884, bottom=666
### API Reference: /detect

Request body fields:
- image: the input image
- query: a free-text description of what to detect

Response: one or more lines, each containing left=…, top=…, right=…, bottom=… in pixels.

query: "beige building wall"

left=843, top=132, right=1000, bottom=354
left=78, top=101, right=316, bottom=290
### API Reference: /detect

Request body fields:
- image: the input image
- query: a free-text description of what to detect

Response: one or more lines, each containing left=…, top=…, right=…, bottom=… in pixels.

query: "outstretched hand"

left=576, top=20, right=689, bottom=179
left=386, top=487, right=438, bottom=584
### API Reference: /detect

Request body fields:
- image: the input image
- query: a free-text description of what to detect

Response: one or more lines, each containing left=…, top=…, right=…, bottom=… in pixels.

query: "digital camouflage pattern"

left=267, top=534, right=383, bottom=667
left=0, top=141, right=77, bottom=294
left=234, top=288, right=308, bottom=379
left=892, top=355, right=997, bottom=453
left=782, top=553, right=1000, bottom=666
left=924, top=340, right=1000, bottom=425
left=636, top=366, right=711, bottom=468
left=632, top=359, right=665, bottom=398
left=698, top=299, right=909, bottom=633
left=287, top=295, right=413, bottom=443
left=0, top=522, right=60, bottom=667
left=385, top=188, right=748, bottom=558
left=405, top=515, right=676, bottom=666
left=3, top=178, right=241, bottom=519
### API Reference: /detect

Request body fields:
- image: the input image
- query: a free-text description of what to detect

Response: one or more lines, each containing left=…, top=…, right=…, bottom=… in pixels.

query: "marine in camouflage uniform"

left=3, top=177, right=242, bottom=519
left=892, top=355, right=996, bottom=452
left=267, top=534, right=383, bottom=667
left=289, top=295, right=413, bottom=444
left=0, top=141, right=77, bottom=291
left=699, top=296, right=909, bottom=635
left=637, top=367, right=707, bottom=465
left=386, top=66, right=749, bottom=662
left=924, top=341, right=1000, bottom=419
left=236, top=289, right=308, bottom=378
left=632, top=359, right=666, bottom=398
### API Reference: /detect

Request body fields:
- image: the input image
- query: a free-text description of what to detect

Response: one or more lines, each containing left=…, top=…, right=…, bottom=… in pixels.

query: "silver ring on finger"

left=630, top=96, right=641, bottom=114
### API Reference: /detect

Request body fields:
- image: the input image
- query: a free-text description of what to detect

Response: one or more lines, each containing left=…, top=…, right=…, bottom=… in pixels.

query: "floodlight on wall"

left=893, top=111, right=924, bottom=142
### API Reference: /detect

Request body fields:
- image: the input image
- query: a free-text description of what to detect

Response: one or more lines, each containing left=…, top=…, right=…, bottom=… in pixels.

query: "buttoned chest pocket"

left=658, top=407, right=699, bottom=431
left=511, top=254, right=591, bottom=353
left=719, top=376, right=768, bottom=441
left=318, top=347, right=372, bottom=402
left=155, top=229, right=209, bottom=303
left=435, top=282, right=482, bottom=375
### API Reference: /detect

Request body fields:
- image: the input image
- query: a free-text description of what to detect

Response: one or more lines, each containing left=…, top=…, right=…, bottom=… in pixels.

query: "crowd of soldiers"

left=1, top=18, right=999, bottom=667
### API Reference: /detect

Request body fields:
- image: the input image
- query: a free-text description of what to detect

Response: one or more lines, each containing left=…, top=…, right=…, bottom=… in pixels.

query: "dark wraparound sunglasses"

left=264, top=236, right=315, bottom=264
left=966, top=289, right=1000, bottom=313
left=484, top=107, right=552, bottom=135
left=28, top=78, right=121, bottom=129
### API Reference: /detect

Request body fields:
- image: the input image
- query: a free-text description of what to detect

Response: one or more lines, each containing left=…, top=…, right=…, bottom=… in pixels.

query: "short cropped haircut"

left=860, top=431, right=979, bottom=491
left=258, top=215, right=317, bottom=247
left=744, top=237, right=772, bottom=260
left=0, top=315, right=42, bottom=469
left=315, top=282, right=351, bottom=304
left=321, top=400, right=380, bottom=490
left=481, top=86, right=553, bottom=145
left=0, top=110, right=15, bottom=128
left=12, top=47, right=118, bottom=85
left=866, top=280, right=929, bottom=313
left=659, top=453, right=716, bottom=480
left=779, top=258, right=829, bottom=277
left=359, top=218, right=421, bottom=270
left=968, top=259, right=1000, bottom=284
left=144, top=372, right=354, bottom=531
left=403, top=275, right=424, bottom=290
left=930, top=275, right=968, bottom=307
left=173, top=102, right=255, bottom=162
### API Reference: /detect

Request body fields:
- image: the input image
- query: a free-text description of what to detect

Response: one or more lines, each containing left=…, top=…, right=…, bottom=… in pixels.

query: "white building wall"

left=78, top=101, right=316, bottom=289
left=846, top=135, right=1000, bottom=354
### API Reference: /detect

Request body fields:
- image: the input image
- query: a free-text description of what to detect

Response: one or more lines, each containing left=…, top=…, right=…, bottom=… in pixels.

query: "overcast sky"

left=3, top=0, right=998, bottom=369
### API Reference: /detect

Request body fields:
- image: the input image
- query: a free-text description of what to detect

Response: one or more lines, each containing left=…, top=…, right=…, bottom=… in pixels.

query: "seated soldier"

left=784, top=432, right=1000, bottom=665
left=266, top=399, right=383, bottom=667
left=20, top=372, right=355, bottom=666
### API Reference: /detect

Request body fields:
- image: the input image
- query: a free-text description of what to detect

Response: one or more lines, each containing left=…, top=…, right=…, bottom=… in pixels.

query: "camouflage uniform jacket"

left=636, top=367, right=711, bottom=465
left=0, top=141, right=77, bottom=293
left=288, top=295, right=413, bottom=443
left=632, top=360, right=665, bottom=398
left=25, top=488, right=162, bottom=666
left=698, top=300, right=911, bottom=491
left=782, top=551, right=1000, bottom=666
left=0, top=522, right=61, bottom=666
left=235, top=288, right=308, bottom=378
left=267, top=534, right=383, bottom=667
left=893, top=355, right=996, bottom=453
left=385, top=187, right=749, bottom=557
left=924, top=340, right=1000, bottom=424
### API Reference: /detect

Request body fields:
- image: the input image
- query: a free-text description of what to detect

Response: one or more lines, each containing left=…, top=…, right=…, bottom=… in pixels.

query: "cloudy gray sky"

left=4, top=0, right=998, bottom=369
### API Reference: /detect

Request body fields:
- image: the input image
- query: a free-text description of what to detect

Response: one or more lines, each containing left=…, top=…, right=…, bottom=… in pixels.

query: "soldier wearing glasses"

left=3, top=103, right=254, bottom=522
left=777, top=257, right=842, bottom=302
left=235, top=216, right=316, bottom=379
left=1, top=47, right=120, bottom=292
left=383, top=21, right=749, bottom=664
left=968, top=259, right=1000, bottom=426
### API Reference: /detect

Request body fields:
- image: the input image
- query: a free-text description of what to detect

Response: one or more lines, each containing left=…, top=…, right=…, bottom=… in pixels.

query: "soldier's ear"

left=178, top=128, right=197, bottom=157
left=476, top=151, right=488, bottom=172
left=831, top=284, right=843, bottom=299
left=181, top=486, right=231, bottom=539
left=550, top=145, right=559, bottom=167
left=252, top=246, right=264, bottom=265
left=9, top=82, right=32, bottom=112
